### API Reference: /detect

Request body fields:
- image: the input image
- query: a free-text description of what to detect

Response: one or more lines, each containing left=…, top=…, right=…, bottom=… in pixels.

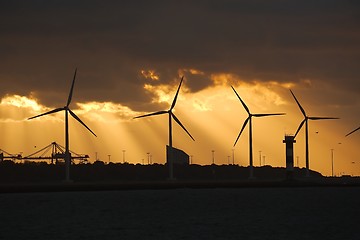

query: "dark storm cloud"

left=0, top=0, right=359, bottom=111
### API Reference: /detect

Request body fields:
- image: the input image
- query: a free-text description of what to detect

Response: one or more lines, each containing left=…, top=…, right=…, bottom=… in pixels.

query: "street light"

left=331, top=149, right=334, bottom=177
left=232, top=149, right=235, bottom=165
left=212, top=150, right=215, bottom=165
left=259, top=151, right=262, bottom=167
left=262, top=155, right=266, bottom=166
left=122, top=150, right=126, bottom=163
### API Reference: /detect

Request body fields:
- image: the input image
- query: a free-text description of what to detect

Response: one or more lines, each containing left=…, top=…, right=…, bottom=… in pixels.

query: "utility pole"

left=331, top=149, right=334, bottom=177
left=259, top=151, right=262, bottom=167
left=122, top=150, right=126, bottom=163
left=108, top=154, right=111, bottom=163
left=263, top=155, right=266, bottom=166
left=232, top=149, right=235, bottom=165
left=212, top=150, right=215, bottom=165
left=147, top=152, right=150, bottom=165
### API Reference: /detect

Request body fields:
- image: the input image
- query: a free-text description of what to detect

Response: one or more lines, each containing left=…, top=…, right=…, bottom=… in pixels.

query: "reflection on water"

left=0, top=187, right=358, bottom=240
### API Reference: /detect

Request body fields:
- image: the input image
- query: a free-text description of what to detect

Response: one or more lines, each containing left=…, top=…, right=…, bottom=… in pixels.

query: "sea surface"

left=0, top=187, right=358, bottom=240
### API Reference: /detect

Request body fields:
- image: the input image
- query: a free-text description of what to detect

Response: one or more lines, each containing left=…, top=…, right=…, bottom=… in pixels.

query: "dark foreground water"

left=0, top=187, right=358, bottom=240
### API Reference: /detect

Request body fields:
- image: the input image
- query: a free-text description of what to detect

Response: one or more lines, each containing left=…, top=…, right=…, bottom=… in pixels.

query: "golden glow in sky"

left=1, top=0, right=359, bottom=181
left=0, top=70, right=359, bottom=177
left=1, top=94, right=43, bottom=111
left=76, top=101, right=136, bottom=123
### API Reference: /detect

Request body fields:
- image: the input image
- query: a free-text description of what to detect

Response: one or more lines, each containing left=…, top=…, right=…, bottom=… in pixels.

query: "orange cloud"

left=141, top=70, right=160, bottom=81
left=75, top=101, right=137, bottom=122
left=179, top=68, right=205, bottom=76
left=0, top=94, right=51, bottom=122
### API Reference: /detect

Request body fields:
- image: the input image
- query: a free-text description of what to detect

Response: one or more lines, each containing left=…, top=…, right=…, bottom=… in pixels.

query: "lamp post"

left=263, top=155, right=266, bottom=166
left=122, top=150, right=126, bottom=163
left=232, top=149, right=235, bottom=165
left=331, top=149, right=334, bottom=177
left=212, top=150, right=215, bottom=165
left=259, top=151, right=262, bottom=167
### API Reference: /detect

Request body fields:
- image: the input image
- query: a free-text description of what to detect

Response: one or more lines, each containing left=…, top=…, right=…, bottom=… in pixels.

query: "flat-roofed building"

left=166, top=145, right=189, bottom=165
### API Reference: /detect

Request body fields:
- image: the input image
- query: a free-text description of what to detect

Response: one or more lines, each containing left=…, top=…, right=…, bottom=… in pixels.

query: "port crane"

left=21, top=142, right=89, bottom=164
left=0, top=148, right=22, bottom=161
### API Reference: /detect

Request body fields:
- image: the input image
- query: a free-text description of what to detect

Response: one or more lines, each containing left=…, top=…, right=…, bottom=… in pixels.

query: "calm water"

left=0, top=187, right=358, bottom=240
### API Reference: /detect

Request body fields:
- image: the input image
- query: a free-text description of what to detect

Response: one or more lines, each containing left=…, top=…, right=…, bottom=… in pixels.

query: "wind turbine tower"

left=289, top=89, right=338, bottom=177
left=231, top=86, right=285, bottom=179
left=28, top=69, right=97, bottom=182
left=134, top=76, right=194, bottom=180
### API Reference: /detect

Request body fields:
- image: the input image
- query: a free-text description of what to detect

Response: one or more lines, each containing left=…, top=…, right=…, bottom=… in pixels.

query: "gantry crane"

left=0, top=148, right=22, bottom=161
left=21, top=142, right=89, bottom=164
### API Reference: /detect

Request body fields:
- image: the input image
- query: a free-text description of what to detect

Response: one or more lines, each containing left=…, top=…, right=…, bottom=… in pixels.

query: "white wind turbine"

left=231, top=86, right=285, bottom=179
left=289, top=89, right=338, bottom=177
left=28, top=69, right=96, bottom=182
left=134, top=76, right=194, bottom=180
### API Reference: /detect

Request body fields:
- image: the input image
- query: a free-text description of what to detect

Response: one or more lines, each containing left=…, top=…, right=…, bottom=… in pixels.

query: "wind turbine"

left=289, top=89, right=338, bottom=177
left=28, top=68, right=96, bottom=182
left=345, top=126, right=360, bottom=137
left=231, top=86, right=285, bottom=179
left=134, top=76, right=194, bottom=180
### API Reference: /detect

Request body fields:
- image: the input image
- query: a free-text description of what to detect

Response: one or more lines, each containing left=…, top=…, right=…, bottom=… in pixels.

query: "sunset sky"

left=0, top=1, right=359, bottom=176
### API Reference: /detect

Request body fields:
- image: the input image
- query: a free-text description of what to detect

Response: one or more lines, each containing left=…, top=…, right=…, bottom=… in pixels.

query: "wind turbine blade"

left=67, top=68, right=77, bottom=107
left=68, top=109, right=97, bottom=137
left=231, top=86, right=250, bottom=114
left=345, top=126, right=360, bottom=137
left=28, top=107, right=65, bottom=120
left=133, top=110, right=168, bottom=119
left=234, top=117, right=250, bottom=147
left=294, top=119, right=306, bottom=138
left=171, top=113, right=195, bottom=141
left=170, top=76, right=184, bottom=111
left=289, top=89, right=306, bottom=117
left=253, top=113, right=286, bottom=117
left=308, top=117, right=339, bottom=120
